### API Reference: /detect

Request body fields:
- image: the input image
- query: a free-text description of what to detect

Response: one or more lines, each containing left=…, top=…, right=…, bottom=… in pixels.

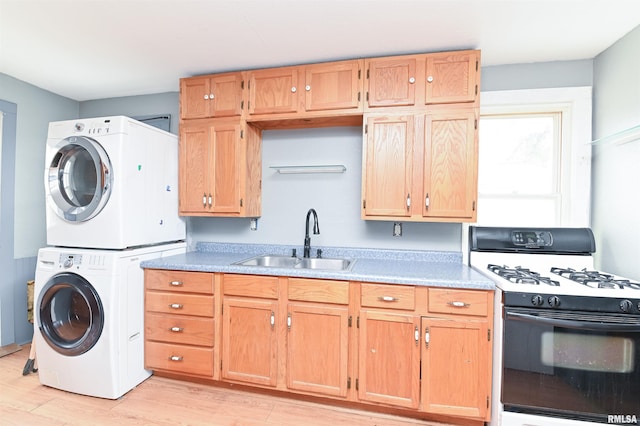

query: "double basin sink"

left=234, top=254, right=355, bottom=271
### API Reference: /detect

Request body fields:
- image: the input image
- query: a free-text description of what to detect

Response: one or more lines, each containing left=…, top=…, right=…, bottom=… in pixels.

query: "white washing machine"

left=33, top=242, right=186, bottom=399
left=45, top=116, right=185, bottom=249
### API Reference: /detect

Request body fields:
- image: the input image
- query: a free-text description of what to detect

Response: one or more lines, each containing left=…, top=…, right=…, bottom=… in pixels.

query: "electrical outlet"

left=250, top=218, right=258, bottom=231
left=393, top=222, right=402, bottom=237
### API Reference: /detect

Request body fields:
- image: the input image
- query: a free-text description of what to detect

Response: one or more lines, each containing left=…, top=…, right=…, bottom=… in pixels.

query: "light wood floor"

left=1, top=344, right=450, bottom=426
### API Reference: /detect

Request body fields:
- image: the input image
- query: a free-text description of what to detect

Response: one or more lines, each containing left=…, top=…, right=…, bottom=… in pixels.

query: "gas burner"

left=488, top=264, right=560, bottom=286
left=551, top=267, right=640, bottom=290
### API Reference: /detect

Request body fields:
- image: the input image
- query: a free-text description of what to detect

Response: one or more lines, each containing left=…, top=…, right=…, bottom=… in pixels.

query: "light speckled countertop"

left=141, top=242, right=495, bottom=290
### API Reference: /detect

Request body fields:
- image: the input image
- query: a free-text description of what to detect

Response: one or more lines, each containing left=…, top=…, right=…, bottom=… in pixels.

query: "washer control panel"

left=59, top=253, right=82, bottom=269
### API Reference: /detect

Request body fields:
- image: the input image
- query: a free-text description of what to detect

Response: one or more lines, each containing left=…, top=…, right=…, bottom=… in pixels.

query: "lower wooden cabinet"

left=357, top=310, right=421, bottom=408
left=144, top=271, right=493, bottom=424
left=144, top=270, right=215, bottom=378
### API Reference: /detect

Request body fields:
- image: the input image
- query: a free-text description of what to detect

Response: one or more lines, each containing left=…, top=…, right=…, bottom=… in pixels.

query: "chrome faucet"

left=303, top=208, right=320, bottom=258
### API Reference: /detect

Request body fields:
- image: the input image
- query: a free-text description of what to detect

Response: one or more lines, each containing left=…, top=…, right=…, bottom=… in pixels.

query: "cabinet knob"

left=409, top=77, right=415, bottom=84
left=204, top=94, right=209, bottom=100
left=427, top=76, right=434, bottom=83
left=169, top=281, right=183, bottom=287
left=291, top=86, right=297, bottom=93
left=170, top=327, right=184, bottom=332
left=169, top=355, right=183, bottom=362
left=447, top=301, right=470, bottom=308
left=305, top=85, right=311, bottom=91
left=169, top=303, right=183, bottom=309
left=378, top=296, right=399, bottom=302
left=209, top=93, right=215, bottom=99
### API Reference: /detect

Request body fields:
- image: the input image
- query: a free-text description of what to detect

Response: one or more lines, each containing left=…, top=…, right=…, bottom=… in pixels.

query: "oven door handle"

left=506, top=311, right=640, bottom=332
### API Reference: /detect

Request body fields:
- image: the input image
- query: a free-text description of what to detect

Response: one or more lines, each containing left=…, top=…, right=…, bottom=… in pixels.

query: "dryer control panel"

left=59, top=254, right=82, bottom=269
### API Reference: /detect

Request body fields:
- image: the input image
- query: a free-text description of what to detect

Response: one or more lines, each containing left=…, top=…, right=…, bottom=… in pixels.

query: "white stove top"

left=470, top=251, right=640, bottom=299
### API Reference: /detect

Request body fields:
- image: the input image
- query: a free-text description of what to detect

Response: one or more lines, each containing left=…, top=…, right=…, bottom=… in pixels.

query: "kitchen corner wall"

left=592, top=25, right=640, bottom=281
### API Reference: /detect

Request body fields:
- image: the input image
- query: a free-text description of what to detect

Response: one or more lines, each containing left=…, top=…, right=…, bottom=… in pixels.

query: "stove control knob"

left=620, top=299, right=634, bottom=313
left=531, top=295, right=544, bottom=306
left=548, top=296, right=561, bottom=307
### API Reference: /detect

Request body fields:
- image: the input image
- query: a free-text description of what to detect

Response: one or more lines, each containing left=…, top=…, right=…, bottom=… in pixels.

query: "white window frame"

left=463, top=87, right=592, bottom=262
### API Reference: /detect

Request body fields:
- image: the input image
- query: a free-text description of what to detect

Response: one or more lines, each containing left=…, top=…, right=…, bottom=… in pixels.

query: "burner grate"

left=550, top=267, right=640, bottom=290
left=488, top=264, right=560, bottom=286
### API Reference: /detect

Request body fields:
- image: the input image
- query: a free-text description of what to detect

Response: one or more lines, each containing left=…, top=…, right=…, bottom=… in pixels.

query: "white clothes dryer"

left=45, top=116, right=185, bottom=249
left=33, top=242, right=186, bottom=399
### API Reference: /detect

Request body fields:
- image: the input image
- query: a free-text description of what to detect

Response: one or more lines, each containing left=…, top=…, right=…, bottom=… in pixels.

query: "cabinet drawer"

left=145, top=341, right=214, bottom=377
left=361, top=283, right=415, bottom=310
left=145, top=270, right=214, bottom=294
left=145, top=313, right=214, bottom=346
left=428, top=288, right=489, bottom=317
left=223, top=274, right=278, bottom=299
left=146, top=292, right=214, bottom=317
left=288, top=278, right=349, bottom=304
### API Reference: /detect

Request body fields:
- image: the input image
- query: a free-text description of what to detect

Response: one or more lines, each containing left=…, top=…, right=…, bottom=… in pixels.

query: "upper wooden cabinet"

left=179, top=118, right=261, bottom=217
left=247, top=59, right=363, bottom=118
left=365, top=50, right=480, bottom=110
left=180, top=72, right=244, bottom=119
left=362, top=108, right=478, bottom=222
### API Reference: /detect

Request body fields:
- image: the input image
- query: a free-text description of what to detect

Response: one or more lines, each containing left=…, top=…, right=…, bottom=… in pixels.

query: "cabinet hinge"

left=358, top=69, right=361, bottom=79
left=488, top=328, right=491, bottom=341
left=247, top=101, right=250, bottom=110
left=240, top=130, right=244, bottom=139
left=355, top=378, right=359, bottom=391
left=357, top=316, right=360, bottom=328
left=348, top=315, right=352, bottom=327
left=364, top=124, right=368, bottom=133
left=366, top=92, right=369, bottom=102
left=240, top=198, right=244, bottom=207
left=357, top=92, right=361, bottom=102
left=476, top=60, right=479, bottom=71
left=241, top=100, right=244, bottom=110
left=241, top=80, right=244, bottom=90
left=487, top=396, right=490, bottom=408
left=475, top=118, right=478, bottom=130
left=366, top=69, right=369, bottom=79
left=362, top=200, right=366, bottom=209
left=347, top=377, right=351, bottom=389
left=475, top=85, right=478, bottom=96
left=472, top=200, right=476, bottom=211
left=220, top=360, right=223, bottom=371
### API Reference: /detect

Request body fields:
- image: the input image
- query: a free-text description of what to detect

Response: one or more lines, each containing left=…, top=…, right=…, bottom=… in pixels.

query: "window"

left=477, top=87, right=592, bottom=227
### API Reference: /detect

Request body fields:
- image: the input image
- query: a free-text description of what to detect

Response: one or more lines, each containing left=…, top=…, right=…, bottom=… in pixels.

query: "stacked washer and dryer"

left=33, top=116, right=186, bottom=399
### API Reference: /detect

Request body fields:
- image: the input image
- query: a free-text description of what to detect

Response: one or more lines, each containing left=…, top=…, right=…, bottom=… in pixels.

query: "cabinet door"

left=304, top=60, right=361, bottom=112
left=221, top=297, right=278, bottom=387
left=179, top=123, right=210, bottom=213
left=358, top=310, right=420, bottom=408
left=362, top=115, right=413, bottom=217
left=423, top=111, right=477, bottom=220
left=248, top=67, right=300, bottom=115
left=425, top=51, right=479, bottom=104
left=421, top=317, right=491, bottom=419
left=209, top=73, right=244, bottom=117
left=209, top=121, right=242, bottom=213
left=366, top=57, right=417, bottom=108
left=286, top=303, right=349, bottom=397
left=180, top=77, right=211, bottom=119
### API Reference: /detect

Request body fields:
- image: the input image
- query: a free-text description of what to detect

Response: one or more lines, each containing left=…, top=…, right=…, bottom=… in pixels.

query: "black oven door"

left=502, top=307, right=640, bottom=423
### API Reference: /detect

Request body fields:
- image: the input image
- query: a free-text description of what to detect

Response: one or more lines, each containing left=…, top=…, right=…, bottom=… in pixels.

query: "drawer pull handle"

left=169, top=303, right=183, bottom=309
left=169, top=281, right=183, bottom=287
left=170, top=327, right=183, bottom=332
left=378, top=296, right=399, bottom=302
left=448, top=301, right=469, bottom=308
left=169, top=355, right=183, bottom=362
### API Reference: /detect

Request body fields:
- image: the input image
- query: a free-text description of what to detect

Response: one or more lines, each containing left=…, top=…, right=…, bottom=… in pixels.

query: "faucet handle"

left=316, top=249, right=323, bottom=258
left=292, top=248, right=297, bottom=258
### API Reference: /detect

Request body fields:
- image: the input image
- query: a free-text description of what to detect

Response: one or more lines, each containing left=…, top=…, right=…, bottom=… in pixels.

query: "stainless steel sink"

left=234, top=254, right=354, bottom=271
left=294, top=257, right=354, bottom=271
left=234, top=255, right=299, bottom=268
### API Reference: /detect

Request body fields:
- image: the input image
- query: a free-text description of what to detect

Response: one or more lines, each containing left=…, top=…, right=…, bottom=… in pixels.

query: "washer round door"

left=37, top=272, right=104, bottom=356
left=46, top=136, right=113, bottom=222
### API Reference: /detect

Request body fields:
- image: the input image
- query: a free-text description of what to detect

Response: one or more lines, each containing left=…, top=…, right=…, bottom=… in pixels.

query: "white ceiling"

left=1, top=0, right=639, bottom=102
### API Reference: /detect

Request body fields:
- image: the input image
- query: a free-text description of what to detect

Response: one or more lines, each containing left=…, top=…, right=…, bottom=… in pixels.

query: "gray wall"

left=0, top=73, right=78, bottom=345
left=592, top=25, right=640, bottom=280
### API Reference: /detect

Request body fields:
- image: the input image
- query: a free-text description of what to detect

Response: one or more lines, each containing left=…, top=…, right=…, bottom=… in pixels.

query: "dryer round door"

left=46, top=136, right=113, bottom=222
left=37, top=272, right=105, bottom=356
